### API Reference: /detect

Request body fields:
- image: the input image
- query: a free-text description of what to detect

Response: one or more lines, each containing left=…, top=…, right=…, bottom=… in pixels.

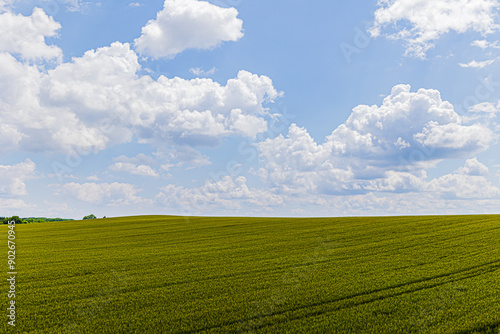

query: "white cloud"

left=455, top=157, right=489, bottom=176
left=0, top=0, right=12, bottom=12
left=0, top=42, right=280, bottom=159
left=0, top=123, right=24, bottom=148
left=134, top=0, right=243, bottom=59
left=365, top=171, right=426, bottom=193
left=59, top=182, right=150, bottom=206
left=469, top=101, right=500, bottom=113
left=40, top=0, right=84, bottom=12
left=113, top=153, right=156, bottom=165
left=295, top=192, right=500, bottom=216
left=62, top=0, right=83, bottom=12
left=0, top=159, right=36, bottom=196
left=0, top=198, right=29, bottom=210
left=472, top=39, right=500, bottom=49
left=331, top=85, right=492, bottom=158
left=155, top=176, right=284, bottom=213
left=190, top=66, right=217, bottom=76
left=459, top=58, right=498, bottom=68
left=109, top=162, right=159, bottom=177
left=412, top=121, right=491, bottom=149
left=257, top=84, right=494, bottom=195
left=0, top=8, right=62, bottom=61
left=371, top=0, right=500, bottom=58
left=425, top=173, right=500, bottom=198
left=127, top=2, right=142, bottom=8
left=257, top=123, right=353, bottom=195
left=156, top=146, right=211, bottom=167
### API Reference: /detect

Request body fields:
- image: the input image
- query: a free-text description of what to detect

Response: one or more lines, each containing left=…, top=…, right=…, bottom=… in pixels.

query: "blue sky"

left=1, top=0, right=500, bottom=219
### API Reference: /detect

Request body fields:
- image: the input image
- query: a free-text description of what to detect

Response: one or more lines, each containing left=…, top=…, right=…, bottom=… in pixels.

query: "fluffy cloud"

left=155, top=176, right=284, bottom=213
left=0, top=159, right=37, bottom=196
left=109, top=162, right=159, bottom=177
left=367, top=159, right=499, bottom=198
left=371, top=0, right=500, bottom=58
left=290, top=192, right=500, bottom=217
left=134, top=0, right=243, bottom=58
left=425, top=174, right=500, bottom=198
left=59, top=182, right=149, bottom=206
left=0, top=198, right=29, bottom=210
left=0, top=8, right=62, bottom=61
left=327, top=85, right=493, bottom=158
left=257, top=84, right=494, bottom=195
left=472, top=39, right=500, bottom=49
left=0, top=40, right=280, bottom=158
left=455, top=157, right=489, bottom=176
left=257, top=124, right=353, bottom=195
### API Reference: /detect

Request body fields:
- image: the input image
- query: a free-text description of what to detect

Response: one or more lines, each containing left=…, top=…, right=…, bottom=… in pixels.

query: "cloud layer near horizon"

left=257, top=85, right=496, bottom=196
left=1, top=1, right=499, bottom=218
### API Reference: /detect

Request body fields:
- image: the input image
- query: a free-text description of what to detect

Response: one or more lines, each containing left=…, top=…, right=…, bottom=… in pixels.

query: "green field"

left=2, top=215, right=500, bottom=333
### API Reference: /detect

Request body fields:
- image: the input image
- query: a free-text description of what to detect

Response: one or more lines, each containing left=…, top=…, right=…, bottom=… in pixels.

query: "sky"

left=1, top=0, right=500, bottom=219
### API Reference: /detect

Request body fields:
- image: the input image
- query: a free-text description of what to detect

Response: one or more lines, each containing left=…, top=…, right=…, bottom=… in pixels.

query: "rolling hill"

left=3, top=215, right=500, bottom=333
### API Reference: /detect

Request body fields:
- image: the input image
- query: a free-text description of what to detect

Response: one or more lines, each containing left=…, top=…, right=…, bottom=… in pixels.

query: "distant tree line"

left=1, top=216, right=74, bottom=224
left=1, top=214, right=107, bottom=224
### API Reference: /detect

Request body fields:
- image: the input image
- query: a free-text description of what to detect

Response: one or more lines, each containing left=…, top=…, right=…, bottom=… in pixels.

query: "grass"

left=1, top=214, right=500, bottom=333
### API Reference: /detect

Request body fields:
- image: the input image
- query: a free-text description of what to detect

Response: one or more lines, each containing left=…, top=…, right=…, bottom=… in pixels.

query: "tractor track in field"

left=182, top=260, right=500, bottom=333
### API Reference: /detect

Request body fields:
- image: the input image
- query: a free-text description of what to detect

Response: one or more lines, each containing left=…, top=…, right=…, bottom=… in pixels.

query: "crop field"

left=1, top=214, right=500, bottom=333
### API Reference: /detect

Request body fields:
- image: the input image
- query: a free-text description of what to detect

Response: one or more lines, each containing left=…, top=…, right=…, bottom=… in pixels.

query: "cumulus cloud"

left=0, top=198, right=29, bottom=210
left=425, top=173, right=500, bottom=198
left=368, top=159, right=499, bottom=199
left=257, top=84, right=494, bottom=195
left=0, top=41, right=280, bottom=159
left=455, top=157, right=489, bottom=176
left=59, top=182, right=150, bottom=206
left=155, top=176, right=284, bottom=213
left=472, top=39, right=500, bottom=49
left=291, top=191, right=500, bottom=217
left=0, top=159, right=37, bottom=196
left=134, top=0, right=243, bottom=59
left=370, top=0, right=500, bottom=58
left=0, top=8, right=62, bottom=61
left=109, top=162, right=159, bottom=177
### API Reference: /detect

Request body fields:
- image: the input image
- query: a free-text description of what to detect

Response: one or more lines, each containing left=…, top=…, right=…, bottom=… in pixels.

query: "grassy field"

left=1, top=214, right=500, bottom=333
